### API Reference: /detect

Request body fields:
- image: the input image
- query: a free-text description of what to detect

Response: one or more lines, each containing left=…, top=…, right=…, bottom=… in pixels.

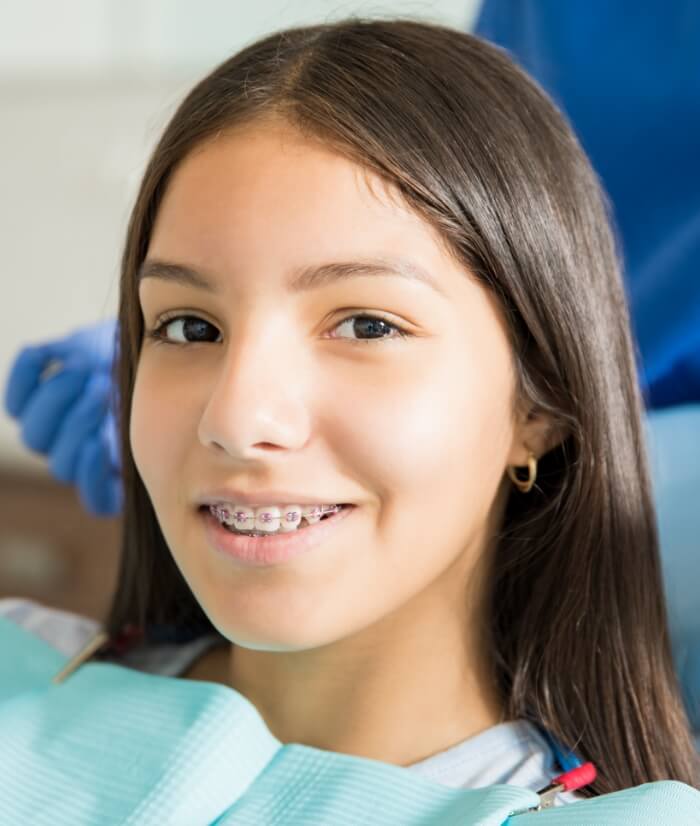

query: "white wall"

left=0, top=0, right=482, bottom=471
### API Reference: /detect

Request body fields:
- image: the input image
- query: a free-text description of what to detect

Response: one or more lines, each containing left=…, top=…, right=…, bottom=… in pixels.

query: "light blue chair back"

left=644, top=403, right=700, bottom=738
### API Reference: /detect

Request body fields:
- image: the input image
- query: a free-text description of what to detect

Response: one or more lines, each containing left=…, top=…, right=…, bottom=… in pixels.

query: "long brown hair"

left=105, top=17, right=699, bottom=794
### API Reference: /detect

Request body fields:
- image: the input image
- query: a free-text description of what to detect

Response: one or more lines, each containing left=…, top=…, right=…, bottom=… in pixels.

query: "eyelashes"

left=144, top=311, right=413, bottom=347
left=146, top=315, right=220, bottom=346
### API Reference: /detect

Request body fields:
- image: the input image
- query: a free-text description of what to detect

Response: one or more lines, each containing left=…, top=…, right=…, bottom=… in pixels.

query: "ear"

left=507, top=403, right=568, bottom=467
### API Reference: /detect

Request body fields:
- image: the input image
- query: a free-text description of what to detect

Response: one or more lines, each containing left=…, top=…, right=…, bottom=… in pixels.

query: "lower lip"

left=200, top=505, right=356, bottom=567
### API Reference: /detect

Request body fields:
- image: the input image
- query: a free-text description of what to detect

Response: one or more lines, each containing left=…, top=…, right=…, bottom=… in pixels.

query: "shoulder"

left=0, top=597, right=102, bottom=657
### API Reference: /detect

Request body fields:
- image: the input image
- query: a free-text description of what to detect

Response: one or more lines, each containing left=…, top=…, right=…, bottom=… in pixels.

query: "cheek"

left=129, top=358, right=192, bottom=500
left=329, top=347, right=513, bottom=515
left=268, top=346, right=516, bottom=646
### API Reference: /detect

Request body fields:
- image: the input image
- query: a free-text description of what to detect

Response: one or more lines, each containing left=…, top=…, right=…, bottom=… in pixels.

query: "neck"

left=221, top=555, right=504, bottom=766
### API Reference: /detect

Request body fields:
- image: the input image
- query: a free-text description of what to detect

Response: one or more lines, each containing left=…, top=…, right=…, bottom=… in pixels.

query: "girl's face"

left=132, top=121, right=532, bottom=652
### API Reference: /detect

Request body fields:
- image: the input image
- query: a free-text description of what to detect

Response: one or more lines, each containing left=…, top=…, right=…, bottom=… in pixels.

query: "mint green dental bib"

left=1, top=619, right=698, bottom=825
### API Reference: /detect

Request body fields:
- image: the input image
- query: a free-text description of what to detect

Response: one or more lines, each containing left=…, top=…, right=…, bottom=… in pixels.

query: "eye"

left=328, top=313, right=411, bottom=343
left=144, top=311, right=412, bottom=347
left=145, top=314, right=221, bottom=345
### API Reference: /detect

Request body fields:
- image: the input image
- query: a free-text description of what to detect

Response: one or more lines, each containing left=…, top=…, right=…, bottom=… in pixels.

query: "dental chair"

left=645, top=403, right=700, bottom=747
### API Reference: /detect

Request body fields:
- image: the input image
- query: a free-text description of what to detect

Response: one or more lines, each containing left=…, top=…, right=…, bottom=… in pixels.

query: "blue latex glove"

left=3, top=320, right=123, bottom=517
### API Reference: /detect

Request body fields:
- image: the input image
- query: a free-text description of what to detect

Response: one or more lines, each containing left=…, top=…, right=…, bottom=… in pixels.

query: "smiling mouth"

left=199, top=504, right=351, bottom=537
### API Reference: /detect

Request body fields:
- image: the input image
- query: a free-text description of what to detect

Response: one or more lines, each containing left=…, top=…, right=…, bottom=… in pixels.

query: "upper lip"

left=197, top=489, right=351, bottom=507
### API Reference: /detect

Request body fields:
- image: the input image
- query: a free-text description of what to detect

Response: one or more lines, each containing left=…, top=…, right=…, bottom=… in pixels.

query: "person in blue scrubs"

left=474, top=0, right=700, bottom=410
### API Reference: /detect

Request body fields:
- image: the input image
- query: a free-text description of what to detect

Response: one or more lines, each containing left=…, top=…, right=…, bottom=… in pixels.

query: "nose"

left=197, top=329, right=310, bottom=460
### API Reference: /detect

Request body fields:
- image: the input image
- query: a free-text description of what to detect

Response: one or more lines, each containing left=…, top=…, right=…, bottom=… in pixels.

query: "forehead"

left=146, top=123, right=458, bottom=286
left=142, top=123, right=517, bottom=400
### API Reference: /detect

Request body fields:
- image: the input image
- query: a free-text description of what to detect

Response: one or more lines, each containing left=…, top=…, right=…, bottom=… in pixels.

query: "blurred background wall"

left=0, top=0, right=481, bottom=618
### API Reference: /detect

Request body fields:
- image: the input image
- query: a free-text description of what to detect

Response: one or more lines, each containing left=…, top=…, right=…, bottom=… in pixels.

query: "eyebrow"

left=137, top=256, right=445, bottom=296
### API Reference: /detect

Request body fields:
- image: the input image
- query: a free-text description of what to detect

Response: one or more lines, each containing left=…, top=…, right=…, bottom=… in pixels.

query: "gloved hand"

left=3, top=319, right=123, bottom=517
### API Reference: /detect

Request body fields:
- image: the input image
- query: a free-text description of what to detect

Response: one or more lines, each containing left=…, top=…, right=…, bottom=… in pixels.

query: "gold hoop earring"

left=507, top=452, right=537, bottom=493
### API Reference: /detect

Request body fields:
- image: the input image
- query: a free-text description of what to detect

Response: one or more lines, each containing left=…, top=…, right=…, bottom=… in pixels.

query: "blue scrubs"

left=474, top=0, right=700, bottom=409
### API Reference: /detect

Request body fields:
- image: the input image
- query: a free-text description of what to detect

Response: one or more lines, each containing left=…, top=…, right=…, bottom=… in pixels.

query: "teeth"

left=279, top=506, right=303, bottom=532
left=301, top=505, right=324, bottom=525
left=211, top=503, right=340, bottom=535
left=255, top=506, right=281, bottom=533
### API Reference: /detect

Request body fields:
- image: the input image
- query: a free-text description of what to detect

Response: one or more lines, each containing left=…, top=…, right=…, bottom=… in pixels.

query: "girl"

left=3, top=16, right=698, bottom=807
